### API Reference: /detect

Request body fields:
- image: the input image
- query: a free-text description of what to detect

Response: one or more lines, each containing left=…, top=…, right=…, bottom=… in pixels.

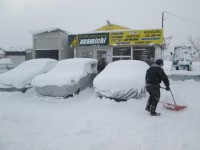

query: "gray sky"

left=0, top=0, right=200, bottom=50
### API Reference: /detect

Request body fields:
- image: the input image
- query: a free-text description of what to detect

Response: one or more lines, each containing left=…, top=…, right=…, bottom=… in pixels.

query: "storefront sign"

left=109, top=29, right=163, bottom=45
left=69, top=29, right=164, bottom=46
left=69, top=33, right=109, bottom=46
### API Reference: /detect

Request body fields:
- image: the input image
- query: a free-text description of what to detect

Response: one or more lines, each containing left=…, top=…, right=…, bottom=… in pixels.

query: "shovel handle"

left=169, top=89, right=177, bottom=106
left=160, top=87, right=177, bottom=106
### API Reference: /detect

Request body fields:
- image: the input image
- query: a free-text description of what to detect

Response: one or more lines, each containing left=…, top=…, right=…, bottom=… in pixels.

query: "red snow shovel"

left=161, top=87, right=187, bottom=111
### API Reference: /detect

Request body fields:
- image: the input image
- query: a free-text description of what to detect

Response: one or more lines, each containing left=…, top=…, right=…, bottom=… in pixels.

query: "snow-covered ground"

left=0, top=79, right=200, bottom=150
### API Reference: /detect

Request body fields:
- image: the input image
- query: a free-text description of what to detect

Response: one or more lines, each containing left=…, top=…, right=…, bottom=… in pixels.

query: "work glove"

left=166, top=86, right=170, bottom=91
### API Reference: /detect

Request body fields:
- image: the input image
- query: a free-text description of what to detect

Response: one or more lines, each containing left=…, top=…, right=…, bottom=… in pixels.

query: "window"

left=113, top=57, right=131, bottom=61
left=76, top=47, right=94, bottom=58
left=113, top=47, right=131, bottom=56
left=112, top=47, right=131, bottom=61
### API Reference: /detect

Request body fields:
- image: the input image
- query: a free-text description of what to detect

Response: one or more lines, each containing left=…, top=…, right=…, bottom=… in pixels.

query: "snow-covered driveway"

left=0, top=80, right=199, bottom=150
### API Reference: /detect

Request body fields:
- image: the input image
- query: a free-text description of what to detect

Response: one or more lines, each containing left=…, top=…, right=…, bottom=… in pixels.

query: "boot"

left=150, top=111, right=161, bottom=116
left=145, top=107, right=150, bottom=112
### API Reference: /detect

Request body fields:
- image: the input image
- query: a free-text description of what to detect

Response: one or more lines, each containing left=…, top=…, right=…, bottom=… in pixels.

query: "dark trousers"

left=97, top=68, right=104, bottom=74
left=146, top=84, right=160, bottom=112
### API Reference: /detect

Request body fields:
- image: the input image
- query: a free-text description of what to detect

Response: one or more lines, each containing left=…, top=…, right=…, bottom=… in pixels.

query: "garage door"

left=35, top=50, right=59, bottom=60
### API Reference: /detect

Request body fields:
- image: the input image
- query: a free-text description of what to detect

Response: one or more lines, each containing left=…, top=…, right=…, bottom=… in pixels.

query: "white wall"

left=154, top=45, right=163, bottom=60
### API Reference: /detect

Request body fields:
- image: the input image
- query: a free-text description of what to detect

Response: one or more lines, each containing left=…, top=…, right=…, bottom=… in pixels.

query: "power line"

left=164, top=11, right=200, bottom=25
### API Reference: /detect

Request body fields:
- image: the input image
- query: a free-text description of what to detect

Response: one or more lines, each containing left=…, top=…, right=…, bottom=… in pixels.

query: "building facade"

left=32, top=28, right=73, bottom=60
left=68, top=28, right=165, bottom=65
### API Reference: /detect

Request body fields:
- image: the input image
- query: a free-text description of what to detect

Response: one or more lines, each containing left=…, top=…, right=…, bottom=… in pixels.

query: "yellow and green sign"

left=109, top=29, right=163, bottom=45
left=69, top=33, right=109, bottom=47
left=68, top=29, right=164, bottom=46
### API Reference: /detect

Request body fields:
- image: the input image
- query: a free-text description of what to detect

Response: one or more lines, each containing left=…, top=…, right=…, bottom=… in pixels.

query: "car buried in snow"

left=93, top=60, right=149, bottom=101
left=172, top=46, right=193, bottom=71
left=31, top=58, right=98, bottom=98
left=0, top=59, right=57, bottom=93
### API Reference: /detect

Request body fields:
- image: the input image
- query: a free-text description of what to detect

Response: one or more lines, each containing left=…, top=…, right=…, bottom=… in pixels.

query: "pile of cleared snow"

left=32, top=58, right=97, bottom=87
left=163, top=60, right=172, bottom=76
left=0, top=59, right=57, bottom=89
left=163, top=60, right=172, bottom=71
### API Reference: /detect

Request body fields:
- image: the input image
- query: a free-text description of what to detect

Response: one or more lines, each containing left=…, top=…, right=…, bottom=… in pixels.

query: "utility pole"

left=162, top=11, right=164, bottom=28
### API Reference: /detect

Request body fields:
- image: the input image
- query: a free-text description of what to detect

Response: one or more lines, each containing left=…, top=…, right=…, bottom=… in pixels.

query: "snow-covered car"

left=172, top=46, right=193, bottom=71
left=31, top=58, right=98, bottom=97
left=93, top=60, right=149, bottom=101
left=0, top=58, right=16, bottom=74
left=0, top=59, right=57, bottom=92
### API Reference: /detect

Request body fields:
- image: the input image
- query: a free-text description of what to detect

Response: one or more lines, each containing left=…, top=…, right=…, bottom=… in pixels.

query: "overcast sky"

left=0, top=0, right=200, bottom=50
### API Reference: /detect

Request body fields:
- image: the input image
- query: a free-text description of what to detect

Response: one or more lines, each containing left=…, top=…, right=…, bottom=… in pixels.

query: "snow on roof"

left=30, top=27, right=69, bottom=35
left=0, top=50, right=5, bottom=55
left=4, top=46, right=32, bottom=52
left=0, top=47, right=6, bottom=53
left=68, top=28, right=163, bottom=35
left=94, top=22, right=130, bottom=31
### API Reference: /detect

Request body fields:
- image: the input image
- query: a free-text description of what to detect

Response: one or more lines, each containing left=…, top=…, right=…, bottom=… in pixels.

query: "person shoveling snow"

left=145, top=59, right=170, bottom=116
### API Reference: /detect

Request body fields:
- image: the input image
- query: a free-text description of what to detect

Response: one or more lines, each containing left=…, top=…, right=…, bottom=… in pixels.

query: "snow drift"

left=32, top=58, right=98, bottom=97
left=0, top=59, right=57, bottom=92
left=93, top=60, right=149, bottom=100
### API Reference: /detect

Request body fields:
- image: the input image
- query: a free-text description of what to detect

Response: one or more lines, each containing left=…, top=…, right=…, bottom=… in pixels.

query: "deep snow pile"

left=0, top=79, right=200, bottom=150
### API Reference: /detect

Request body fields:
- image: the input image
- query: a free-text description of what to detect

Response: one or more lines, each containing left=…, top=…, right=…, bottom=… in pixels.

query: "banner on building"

left=68, top=29, right=164, bottom=46
left=69, top=33, right=109, bottom=47
left=109, top=29, right=164, bottom=45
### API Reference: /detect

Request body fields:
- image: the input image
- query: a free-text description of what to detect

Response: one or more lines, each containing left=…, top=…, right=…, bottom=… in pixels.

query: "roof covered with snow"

left=30, top=27, right=68, bottom=35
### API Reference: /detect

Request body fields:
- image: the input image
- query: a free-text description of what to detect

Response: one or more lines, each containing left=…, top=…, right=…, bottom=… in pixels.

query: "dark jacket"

left=97, top=58, right=106, bottom=73
left=145, top=63, right=169, bottom=87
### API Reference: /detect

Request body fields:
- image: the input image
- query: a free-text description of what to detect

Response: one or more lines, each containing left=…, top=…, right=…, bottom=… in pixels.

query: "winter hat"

left=156, top=59, right=164, bottom=65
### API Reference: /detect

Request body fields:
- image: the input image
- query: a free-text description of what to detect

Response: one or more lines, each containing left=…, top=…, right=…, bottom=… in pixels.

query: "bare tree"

left=187, top=35, right=200, bottom=58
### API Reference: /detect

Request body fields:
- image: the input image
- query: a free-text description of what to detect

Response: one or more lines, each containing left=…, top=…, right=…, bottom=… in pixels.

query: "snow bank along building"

left=32, top=28, right=73, bottom=60
left=68, top=22, right=165, bottom=65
